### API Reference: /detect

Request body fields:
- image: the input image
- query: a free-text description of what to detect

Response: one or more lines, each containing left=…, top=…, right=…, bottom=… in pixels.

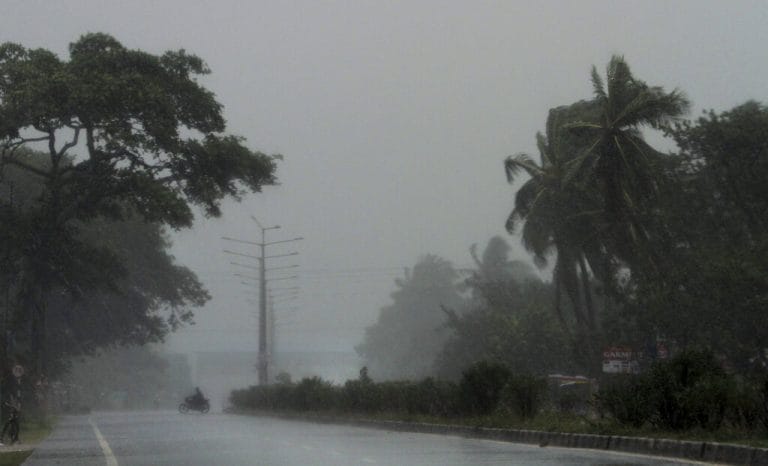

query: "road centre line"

left=88, top=418, right=119, bottom=466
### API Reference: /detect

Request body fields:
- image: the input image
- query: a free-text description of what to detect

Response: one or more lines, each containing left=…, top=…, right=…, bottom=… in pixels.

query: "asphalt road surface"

left=24, top=411, right=704, bottom=465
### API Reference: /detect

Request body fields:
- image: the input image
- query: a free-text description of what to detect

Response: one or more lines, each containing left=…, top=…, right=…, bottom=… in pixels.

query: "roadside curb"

left=0, top=444, right=33, bottom=453
left=232, top=410, right=768, bottom=465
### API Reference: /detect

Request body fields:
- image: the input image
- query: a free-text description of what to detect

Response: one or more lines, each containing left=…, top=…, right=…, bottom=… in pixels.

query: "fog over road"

left=24, top=411, right=702, bottom=465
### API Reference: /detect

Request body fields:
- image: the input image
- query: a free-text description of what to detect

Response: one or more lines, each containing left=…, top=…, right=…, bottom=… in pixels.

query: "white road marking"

left=361, top=458, right=376, bottom=463
left=89, top=418, right=119, bottom=466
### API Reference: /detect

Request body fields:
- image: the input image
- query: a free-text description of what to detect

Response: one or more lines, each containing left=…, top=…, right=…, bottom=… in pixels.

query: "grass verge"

left=0, top=451, right=31, bottom=466
left=0, top=419, right=55, bottom=466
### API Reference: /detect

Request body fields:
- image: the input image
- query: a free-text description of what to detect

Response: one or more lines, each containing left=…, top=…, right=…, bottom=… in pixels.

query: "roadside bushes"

left=368, top=378, right=459, bottom=416
left=761, top=374, right=768, bottom=430
left=458, top=361, right=511, bottom=415
left=230, top=362, right=547, bottom=420
left=596, top=375, right=652, bottom=428
left=500, top=374, right=548, bottom=419
left=229, top=378, right=296, bottom=411
left=231, top=374, right=459, bottom=417
left=596, top=350, right=767, bottom=432
left=293, top=377, right=337, bottom=411
left=730, top=371, right=768, bottom=431
left=730, top=378, right=764, bottom=430
left=229, top=353, right=767, bottom=435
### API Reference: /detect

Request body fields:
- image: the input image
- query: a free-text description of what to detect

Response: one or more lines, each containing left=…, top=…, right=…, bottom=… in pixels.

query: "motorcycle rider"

left=187, top=387, right=206, bottom=407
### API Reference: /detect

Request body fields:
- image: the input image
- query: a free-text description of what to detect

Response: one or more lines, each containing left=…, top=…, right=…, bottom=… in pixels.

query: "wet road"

left=24, top=411, right=703, bottom=465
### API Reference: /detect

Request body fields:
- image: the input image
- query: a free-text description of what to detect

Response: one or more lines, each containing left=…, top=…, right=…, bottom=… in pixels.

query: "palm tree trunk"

left=553, top=278, right=568, bottom=330
left=578, top=254, right=596, bottom=331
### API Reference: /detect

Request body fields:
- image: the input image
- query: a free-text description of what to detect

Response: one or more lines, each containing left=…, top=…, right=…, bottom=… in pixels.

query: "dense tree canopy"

left=0, top=34, right=278, bottom=375
left=437, top=237, right=573, bottom=379
left=504, top=56, right=767, bottom=372
left=629, top=101, right=768, bottom=367
left=1, top=152, right=208, bottom=376
left=0, top=33, right=277, bottom=226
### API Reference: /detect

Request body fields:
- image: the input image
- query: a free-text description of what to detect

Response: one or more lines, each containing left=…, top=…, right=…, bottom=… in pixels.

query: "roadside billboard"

left=602, top=346, right=640, bottom=374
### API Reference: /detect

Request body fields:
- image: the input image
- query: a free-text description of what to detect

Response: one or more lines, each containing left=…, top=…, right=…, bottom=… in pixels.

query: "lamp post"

left=223, top=218, right=303, bottom=385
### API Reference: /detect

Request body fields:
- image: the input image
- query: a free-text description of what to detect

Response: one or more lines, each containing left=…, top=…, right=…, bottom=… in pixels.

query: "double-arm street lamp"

left=222, top=217, right=303, bottom=385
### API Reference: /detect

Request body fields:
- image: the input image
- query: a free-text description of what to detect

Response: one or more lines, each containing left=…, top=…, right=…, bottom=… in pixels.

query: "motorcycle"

left=178, top=396, right=210, bottom=414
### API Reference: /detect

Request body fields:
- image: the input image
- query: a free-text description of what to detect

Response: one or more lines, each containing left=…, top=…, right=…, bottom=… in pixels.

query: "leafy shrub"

left=229, top=383, right=295, bottom=411
left=597, top=350, right=739, bottom=431
left=499, top=374, right=547, bottom=419
left=595, top=375, right=652, bottom=428
left=339, top=376, right=458, bottom=416
left=646, top=350, right=731, bottom=430
left=728, top=378, right=763, bottom=430
left=399, top=378, right=458, bottom=416
left=458, top=361, right=511, bottom=415
left=416, top=377, right=459, bottom=416
left=292, top=377, right=337, bottom=411
left=550, top=379, right=593, bottom=415
left=275, top=372, right=293, bottom=385
left=750, top=371, right=768, bottom=431
left=342, top=368, right=379, bottom=413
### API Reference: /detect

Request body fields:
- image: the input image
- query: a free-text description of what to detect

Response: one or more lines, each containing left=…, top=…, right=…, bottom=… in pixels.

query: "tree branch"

left=1, top=135, right=52, bottom=151
left=4, top=158, right=52, bottom=179
left=57, top=127, right=81, bottom=159
left=48, top=130, right=58, bottom=171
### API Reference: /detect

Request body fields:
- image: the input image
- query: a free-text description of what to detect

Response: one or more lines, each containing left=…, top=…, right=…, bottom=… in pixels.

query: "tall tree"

left=466, top=236, right=537, bottom=307
left=668, top=100, right=768, bottom=240
left=437, top=237, right=573, bottom=379
left=505, top=102, right=604, bottom=333
left=0, top=152, right=208, bottom=376
left=0, top=34, right=278, bottom=374
left=631, top=101, right=768, bottom=367
left=565, top=55, right=689, bottom=267
left=356, top=255, right=463, bottom=381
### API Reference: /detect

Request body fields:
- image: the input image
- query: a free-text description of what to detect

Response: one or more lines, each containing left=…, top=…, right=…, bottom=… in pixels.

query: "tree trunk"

left=578, top=254, right=596, bottom=331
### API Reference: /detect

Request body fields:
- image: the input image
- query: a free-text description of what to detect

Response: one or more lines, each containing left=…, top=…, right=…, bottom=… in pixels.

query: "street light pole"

left=256, top=222, right=278, bottom=386
left=223, top=220, right=302, bottom=385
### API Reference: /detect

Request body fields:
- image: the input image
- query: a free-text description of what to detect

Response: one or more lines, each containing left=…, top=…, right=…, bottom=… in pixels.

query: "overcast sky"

left=2, top=0, right=767, bottom=356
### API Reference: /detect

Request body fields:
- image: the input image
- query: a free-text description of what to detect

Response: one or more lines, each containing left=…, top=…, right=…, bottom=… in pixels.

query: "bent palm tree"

left=565, top=56, right=689, bottom=266
left=505, top=128, right=601, bottom=332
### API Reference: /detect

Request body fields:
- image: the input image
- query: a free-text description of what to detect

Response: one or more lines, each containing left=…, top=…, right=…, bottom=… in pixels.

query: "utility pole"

left=257, top=226, right=269, bottom=385
left=223, top=217, right=302, bottom=385
left=267, top=294, right=274, bottom=374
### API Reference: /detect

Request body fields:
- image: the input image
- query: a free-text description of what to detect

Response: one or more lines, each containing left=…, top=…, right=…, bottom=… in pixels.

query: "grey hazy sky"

left=2, top=1, right=767, bottom=355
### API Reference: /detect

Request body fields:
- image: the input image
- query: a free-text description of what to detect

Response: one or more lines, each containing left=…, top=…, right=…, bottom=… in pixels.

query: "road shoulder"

left=229, top=410, right=768, bottom=466
left=22, top=415, right=105, bottom=466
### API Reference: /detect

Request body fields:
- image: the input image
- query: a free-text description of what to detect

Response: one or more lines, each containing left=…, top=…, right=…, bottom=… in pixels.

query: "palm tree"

left=505, top=127, right=601, bottom=332
left=565, top=56, right=690, bottom=266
